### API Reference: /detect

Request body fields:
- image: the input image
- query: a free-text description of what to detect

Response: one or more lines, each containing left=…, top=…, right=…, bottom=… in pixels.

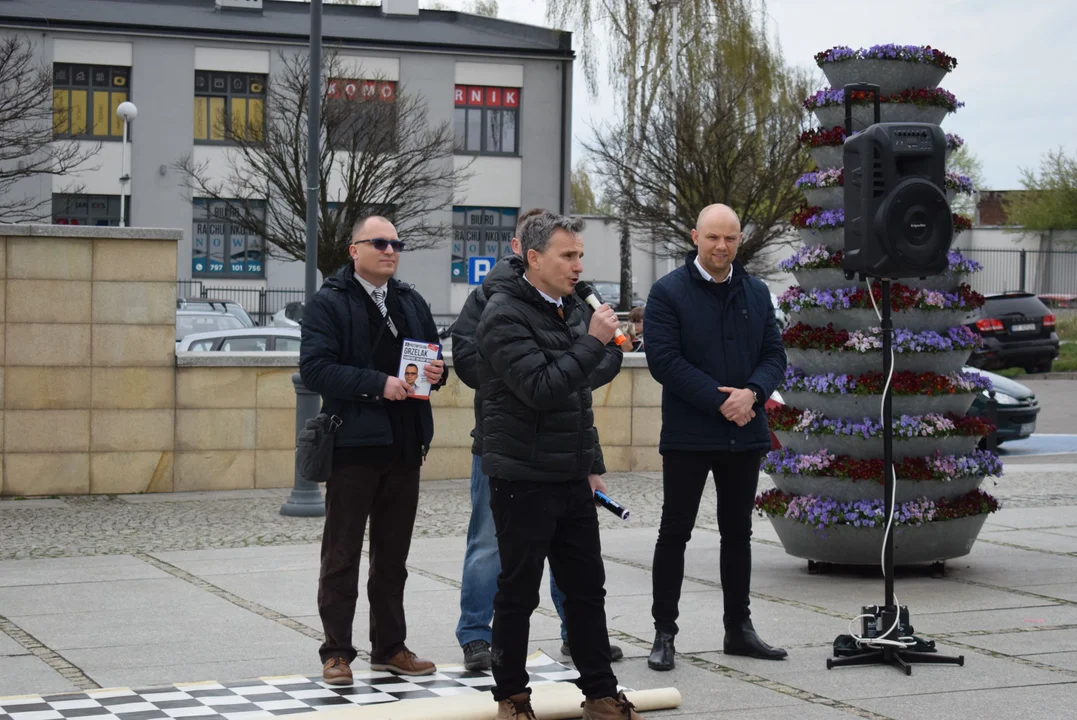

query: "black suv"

left=967, top=292, right=1060, bottom=373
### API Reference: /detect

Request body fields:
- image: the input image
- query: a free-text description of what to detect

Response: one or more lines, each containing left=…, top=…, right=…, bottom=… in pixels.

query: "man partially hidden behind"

left=644, top=204, right=788, bottom=671
left=299, top=216, right=447, bottom=685
left=475, top=211, right=644, bottom=720
left=450, top=207, right=625, bottom=671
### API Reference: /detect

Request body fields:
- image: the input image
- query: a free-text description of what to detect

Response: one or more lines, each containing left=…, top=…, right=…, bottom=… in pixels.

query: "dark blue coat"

left=643, top=253, right=787, bottom=454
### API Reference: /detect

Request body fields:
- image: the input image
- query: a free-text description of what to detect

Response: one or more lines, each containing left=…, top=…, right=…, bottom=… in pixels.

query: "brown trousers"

left=317, top=460, right=421, bottom=664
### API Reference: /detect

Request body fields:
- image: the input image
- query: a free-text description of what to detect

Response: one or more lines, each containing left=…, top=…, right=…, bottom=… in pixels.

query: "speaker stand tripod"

left=826, top=278, right=965, bottom=676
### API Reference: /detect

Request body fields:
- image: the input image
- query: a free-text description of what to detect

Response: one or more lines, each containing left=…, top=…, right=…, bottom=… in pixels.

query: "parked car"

left=272, top=301, right=304, bottom=328
left=587, top=281, right=646, bottom=311
left=1037, top=293, right=1077, bottom=309
left=964, top=367, right=1040, bottom=445
left=966, top=291, right=1060, bottom=374
left=176, top=310, right=246, bottom=342
left=176, top=297, right=254, bottom=327
left=176, top=327, right=302, bottom=352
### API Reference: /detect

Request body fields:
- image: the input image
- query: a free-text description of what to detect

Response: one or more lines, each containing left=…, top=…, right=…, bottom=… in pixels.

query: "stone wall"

left=0, top=222, right=662, bottom=498
left=0, top=225, right=182, bottom=497
left=171, top=354, right=661, bottom=488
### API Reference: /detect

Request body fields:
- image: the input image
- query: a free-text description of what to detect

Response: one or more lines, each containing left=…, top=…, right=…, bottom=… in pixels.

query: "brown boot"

left=321, top=656, right=352, bottom=686
left=370, top=647, right=436, bottom=676
left=496, top=692, right=537, bottom=720
left=582, top=692, right=645, bottom=719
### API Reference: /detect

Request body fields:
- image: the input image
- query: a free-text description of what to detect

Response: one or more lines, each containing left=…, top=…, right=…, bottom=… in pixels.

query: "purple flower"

left=945, top=171, right=975, bottom=194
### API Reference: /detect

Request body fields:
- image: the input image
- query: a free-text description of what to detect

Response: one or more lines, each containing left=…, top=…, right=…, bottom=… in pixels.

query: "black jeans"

left=489, top=476, right=617, bottom=702
left=317, top=460, right=421, bottom=664
left=651, top=450, right=762, bottom=635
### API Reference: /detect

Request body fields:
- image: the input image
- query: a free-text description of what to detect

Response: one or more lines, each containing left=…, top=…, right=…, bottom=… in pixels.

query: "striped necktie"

left=371, top=287, right=398, bottom=337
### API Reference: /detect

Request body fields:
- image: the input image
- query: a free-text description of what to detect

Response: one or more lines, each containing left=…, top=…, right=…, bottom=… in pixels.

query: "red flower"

left=782, top=322, right=850, bottom=350
left=799, top=126, right=847, bottom=147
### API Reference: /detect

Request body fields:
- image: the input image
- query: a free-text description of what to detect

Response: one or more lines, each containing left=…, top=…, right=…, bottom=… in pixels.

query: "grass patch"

left=1055, top=313, right=1077, bottom=342
left=996, top=343, right=1077, bottom=378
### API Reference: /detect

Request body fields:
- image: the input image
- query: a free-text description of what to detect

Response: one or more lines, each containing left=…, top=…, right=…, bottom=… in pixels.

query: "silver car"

left=176, top=327, right=302, bottom=352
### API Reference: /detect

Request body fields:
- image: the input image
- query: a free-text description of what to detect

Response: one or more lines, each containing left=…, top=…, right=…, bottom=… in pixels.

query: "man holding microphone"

left=451, top=208, right=625, bottom=671
left=475, top=211, right=643, bottom=720
left=644, top=203, right=788, bottom=671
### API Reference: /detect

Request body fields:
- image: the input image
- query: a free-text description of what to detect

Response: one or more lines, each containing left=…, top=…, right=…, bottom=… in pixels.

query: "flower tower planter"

left=756, top=44, right=1003, bottom=567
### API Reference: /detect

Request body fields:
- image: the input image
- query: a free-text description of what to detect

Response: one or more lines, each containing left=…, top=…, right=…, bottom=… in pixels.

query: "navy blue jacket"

left=644, top=253, right=786, bottom=454
left=298, top=265, right=446, bottom=454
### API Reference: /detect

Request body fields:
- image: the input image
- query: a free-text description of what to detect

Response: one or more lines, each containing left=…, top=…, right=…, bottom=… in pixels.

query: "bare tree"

left=546, top=0, right=675, bottom=310
left=586, top=1, right=812, bottom=276
left=175, top=51, right=468, bottom=277
left=0, top=35, right=98, bottom=222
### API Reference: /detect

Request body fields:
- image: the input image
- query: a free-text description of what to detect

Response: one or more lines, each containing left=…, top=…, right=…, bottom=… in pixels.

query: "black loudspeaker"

left=843, top=123, right=953, bottom=280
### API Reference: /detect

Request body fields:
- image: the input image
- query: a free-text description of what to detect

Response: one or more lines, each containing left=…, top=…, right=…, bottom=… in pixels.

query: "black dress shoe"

left=647, top=631, right=676, bottom=671
left=561, top=641, right=624, bottom=661
left=723, top=622, right=788, bottom=660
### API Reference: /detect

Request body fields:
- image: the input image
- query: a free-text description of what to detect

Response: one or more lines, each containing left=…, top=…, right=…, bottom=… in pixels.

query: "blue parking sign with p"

left=468, top=256, right=495, bottom=285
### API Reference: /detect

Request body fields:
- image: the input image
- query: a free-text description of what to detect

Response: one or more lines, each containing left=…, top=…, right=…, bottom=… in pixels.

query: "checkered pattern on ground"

left=0, top=653, right=580, bottom=720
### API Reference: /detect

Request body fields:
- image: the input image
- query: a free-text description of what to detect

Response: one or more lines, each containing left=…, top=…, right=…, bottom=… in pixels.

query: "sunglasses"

left=353, top=238, right=406, bottom=252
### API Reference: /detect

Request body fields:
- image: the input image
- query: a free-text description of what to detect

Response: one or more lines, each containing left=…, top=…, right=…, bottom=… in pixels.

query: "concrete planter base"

left=802, top=187, right=843, bottom=210
left=822, top=59, right=949, bottom=97
left=767, top=513, right=988, bottom=566
left=793, top=268, right=964, bottom=293
left=785, top=348, right=972, bottom=376
left=814, top=103, right=949, bottom=132
left=773, top=432, right=980, bottom=461
left=808, top=145, right=844, bottom=170
left=808, top=142, right=951, bottom=170
left=780, top=390, right=976, bottom=419
left=790, top=307, right=980, bottom=333
left=768, top=473, right=986, bottom=504
left=796, top=227, right=843, bottom=251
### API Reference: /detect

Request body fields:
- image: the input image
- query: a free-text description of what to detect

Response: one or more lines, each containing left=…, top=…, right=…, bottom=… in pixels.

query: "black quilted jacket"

left=474, top=259, right=614, bottom=482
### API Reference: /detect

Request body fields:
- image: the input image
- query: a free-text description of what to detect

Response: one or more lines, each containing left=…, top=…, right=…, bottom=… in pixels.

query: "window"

left=454, top=85, right=519, bottom=156
left=275, top=337, right=301, bottom=352
left=451, top=206, right=518, bottom=283
left=325, top=78, right=397, bottom=151
left=221, top=336, right=268, bottom=352
left=52, top=194, right=128, bottom=226
left=188, top=339, right=218, bottom=352
left=192, top=199, right=266, bottom=278
left=53, top=64, right=131, bottom=139
left=194, top=71, right=266, bottom=143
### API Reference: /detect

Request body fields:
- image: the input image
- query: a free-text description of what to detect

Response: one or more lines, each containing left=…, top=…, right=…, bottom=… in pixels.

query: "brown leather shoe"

left=582, top=692, right=645, bottom=719
left=496, top=692, right=537, bottom=720
left=370, top=647, right=436, bottom=676
left=321, top=656, right=352, bottom=686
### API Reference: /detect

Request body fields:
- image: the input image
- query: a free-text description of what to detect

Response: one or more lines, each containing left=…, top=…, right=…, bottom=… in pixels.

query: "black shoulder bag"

left=294, top=291, right=391, bottom=483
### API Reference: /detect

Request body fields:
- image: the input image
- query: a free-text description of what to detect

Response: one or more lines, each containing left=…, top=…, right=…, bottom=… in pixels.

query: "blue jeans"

left=456, top=454, right=569, bottom=645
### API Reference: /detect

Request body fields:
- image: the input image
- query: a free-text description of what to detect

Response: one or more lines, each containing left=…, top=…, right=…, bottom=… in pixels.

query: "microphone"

left=595, top=490, right=630, bottom=520
left=574, top=281, right=629, bottom=347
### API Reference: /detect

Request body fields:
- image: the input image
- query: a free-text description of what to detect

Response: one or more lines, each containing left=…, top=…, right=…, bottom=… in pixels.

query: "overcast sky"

left=335, top=0, right=1076, bottom=190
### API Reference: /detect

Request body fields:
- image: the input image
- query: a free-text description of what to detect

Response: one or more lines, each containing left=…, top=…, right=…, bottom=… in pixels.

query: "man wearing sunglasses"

left=299, top=215, right=448, bottom=686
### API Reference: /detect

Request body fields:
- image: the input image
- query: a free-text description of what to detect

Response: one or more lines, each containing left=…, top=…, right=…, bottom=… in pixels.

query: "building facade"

left=0, top=0, right=575, bottom=314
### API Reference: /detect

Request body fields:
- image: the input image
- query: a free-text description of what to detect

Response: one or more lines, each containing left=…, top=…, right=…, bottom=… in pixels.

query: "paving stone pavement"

left=2, top=459, right=1077, bottom=719
left=2, top=464, right=1076, bottom=561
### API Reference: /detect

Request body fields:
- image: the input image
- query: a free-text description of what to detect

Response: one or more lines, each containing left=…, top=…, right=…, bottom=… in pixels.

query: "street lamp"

left=116, top=101, right=137, bottom=227
left=280, top=0, right=326, bottom=517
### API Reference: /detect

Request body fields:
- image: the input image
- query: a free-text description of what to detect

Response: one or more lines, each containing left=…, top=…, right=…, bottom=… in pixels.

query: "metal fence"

left=177, top=281, right=306, bottom=326
left=961, top=249, right=1077, bottom=302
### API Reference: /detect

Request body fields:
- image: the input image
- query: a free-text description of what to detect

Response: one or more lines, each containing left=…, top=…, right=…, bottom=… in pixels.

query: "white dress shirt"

left=523, top=273, right=564, bottom=308
left=694, top=255, right=733, bottom=284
